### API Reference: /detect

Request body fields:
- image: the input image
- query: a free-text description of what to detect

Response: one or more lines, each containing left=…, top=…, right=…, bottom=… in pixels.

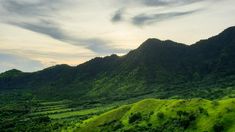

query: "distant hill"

left=0, top=69, right=22, bottom=78
left=0, top=26, right=235, bottom=102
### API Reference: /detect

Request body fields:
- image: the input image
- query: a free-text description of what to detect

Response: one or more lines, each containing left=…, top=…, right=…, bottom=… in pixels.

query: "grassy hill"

left=78, top=98, right=235, bottom=132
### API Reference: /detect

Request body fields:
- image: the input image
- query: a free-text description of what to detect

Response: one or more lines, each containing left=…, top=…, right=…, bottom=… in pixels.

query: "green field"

left=49, top=106, right=114, bottom=119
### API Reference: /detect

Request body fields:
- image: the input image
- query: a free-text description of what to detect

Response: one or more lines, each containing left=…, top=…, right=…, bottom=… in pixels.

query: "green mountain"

left=1, top=26, right=235, bottom=132
left=0, top=69, right=22, bottom=78
left=1, top=26, right=235, bottom=102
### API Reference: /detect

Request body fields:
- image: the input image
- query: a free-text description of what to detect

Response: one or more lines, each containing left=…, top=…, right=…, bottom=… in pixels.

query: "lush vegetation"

left=0, top=96, right=116, bottom=131
left=78, top=98, right=235, bottom=132
left=0, top=26, right=235, bottom=131
left=2, top=96, right=235, bottom=132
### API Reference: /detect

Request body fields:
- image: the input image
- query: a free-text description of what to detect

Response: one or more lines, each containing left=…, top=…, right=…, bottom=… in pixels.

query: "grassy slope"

left=78, top=98, right=235, bottom=132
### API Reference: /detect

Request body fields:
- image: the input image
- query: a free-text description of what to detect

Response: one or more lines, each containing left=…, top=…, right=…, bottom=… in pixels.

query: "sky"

left=0, top=0, right=235, bottom=73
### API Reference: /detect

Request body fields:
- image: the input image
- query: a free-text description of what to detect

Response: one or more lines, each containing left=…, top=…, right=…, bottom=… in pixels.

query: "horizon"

left=0, top=0, right=235, bottom=73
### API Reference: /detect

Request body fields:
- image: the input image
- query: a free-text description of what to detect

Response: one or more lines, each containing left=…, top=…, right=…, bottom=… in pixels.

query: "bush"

left=157, top=112, right=164, bottom=119
left=35, top=116, right=51, bottom=123
left=113, top=121, right=124, bottom=130
left=149, top=111, right=154, bottom=116
left=213, top=122, right=224, bottom=132
left=129, top=112, right=142, bottom=124
left=175, top=110, right=197, bottom=129
left=212, top=101, right=219, bottom=106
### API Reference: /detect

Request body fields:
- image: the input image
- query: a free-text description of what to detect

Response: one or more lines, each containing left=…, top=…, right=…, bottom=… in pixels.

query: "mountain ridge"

left=0, top=26, right=235, bottom=101
left=2, top=26, right=234, bottom=75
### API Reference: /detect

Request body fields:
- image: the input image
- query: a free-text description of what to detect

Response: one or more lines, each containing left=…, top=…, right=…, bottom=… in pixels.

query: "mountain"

left=0, top=69, right=22, bottom=78
left=1, top=27, right=235, bottom=132
left=1, top=26, right=235, bottom=102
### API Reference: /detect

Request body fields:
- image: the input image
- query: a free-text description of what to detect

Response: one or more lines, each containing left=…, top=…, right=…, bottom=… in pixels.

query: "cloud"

left=9, top=20, right=66, bottom=41
left=1, top=0, right=67, bottom=17
left=111, top=8, right=125, bottom=23
left=9, top=19, right=128, bottom=54
left=115, top=0, right=208, bottom=8
left=110, top=0, right=210, bottom=25
left=132, top=10, right=198, bottom=26
left=139, top=0, right=204, bottom=7
left=0, top=53, right=44, bottom=73
left=0, top=0, right=128, bottom=55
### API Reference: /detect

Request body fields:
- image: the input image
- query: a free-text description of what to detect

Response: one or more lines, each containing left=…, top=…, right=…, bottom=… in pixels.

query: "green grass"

left=29, top=100, right=72, bottom=116
left=78, top=105, right=131, bottom=132
left=40, top=100, right=71, bottom=106
left=35, top=104, right=68, bottom=111
left=77, top=98, right=235, bottom=132
left=49, top=106, right=114, bottom=119
left=29, top=108, right=72, bottom=116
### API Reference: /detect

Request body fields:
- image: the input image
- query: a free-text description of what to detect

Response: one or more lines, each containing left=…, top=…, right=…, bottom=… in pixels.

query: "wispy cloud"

left=111, top=8, right=125, bottom=23
left=9, top=19, right=128, bottom=54
left=132, top=10, right=199, bottom=26
left=1, top=0, right=67, bottom=16
left=115, top=0, right=208, bottom=8
left=9, top=20, right=66, bottom=41
left=111, top=0, right=211, bottom=26
left=138, top=0, right=204, bottom=7
left=0, top=0, right=128, bottom=54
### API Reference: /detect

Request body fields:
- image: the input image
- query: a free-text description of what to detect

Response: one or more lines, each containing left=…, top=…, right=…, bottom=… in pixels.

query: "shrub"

left=199, top=107, right=204, bottom=113
left=199, top=107, right=209, bottom=116
left=213, top=122, right=224, bottom=132
left=177, top=110, right=189, bottom=117
left=129, top=112, right=142, bottom=123
left=175, top=110, right=197, bottom=129
left=35, top=116, right=51, bottom=123
left=212, top=101, right=219, bottom=106
left=147, top=123, right=152, bottom=127
left=157, top=112, right=164, bottom=119
left=149, top=111, right=154, bottom=116
left=113, top=121, right=124, bottom=130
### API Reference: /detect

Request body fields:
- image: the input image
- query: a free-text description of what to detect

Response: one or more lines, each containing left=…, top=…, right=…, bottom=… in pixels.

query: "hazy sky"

left=0, top=0, right=235, bottom=73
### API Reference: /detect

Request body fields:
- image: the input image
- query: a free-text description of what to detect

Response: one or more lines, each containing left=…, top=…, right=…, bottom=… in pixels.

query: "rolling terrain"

left=77, top=98, right=235, bottom=132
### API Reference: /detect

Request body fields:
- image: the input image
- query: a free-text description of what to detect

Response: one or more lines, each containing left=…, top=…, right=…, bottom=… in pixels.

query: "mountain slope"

left=77, top=98, right=235, bottom=132
left=0, top=26, right=235, bottom=101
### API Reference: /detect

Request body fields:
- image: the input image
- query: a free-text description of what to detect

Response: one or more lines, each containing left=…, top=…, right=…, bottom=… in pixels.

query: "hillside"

left=78, top=98, right=235, bottom=132
left=0, top=26, right=235, bottom=102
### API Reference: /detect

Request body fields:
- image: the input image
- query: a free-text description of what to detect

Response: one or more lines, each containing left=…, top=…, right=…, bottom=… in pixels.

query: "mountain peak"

left=0, top=69, right=23, bottom=78
left=138, top=38, right=187, bottom=52
left=144, top=38, right=162, bottom=43
left=2, top=69, right=22, bottom=74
